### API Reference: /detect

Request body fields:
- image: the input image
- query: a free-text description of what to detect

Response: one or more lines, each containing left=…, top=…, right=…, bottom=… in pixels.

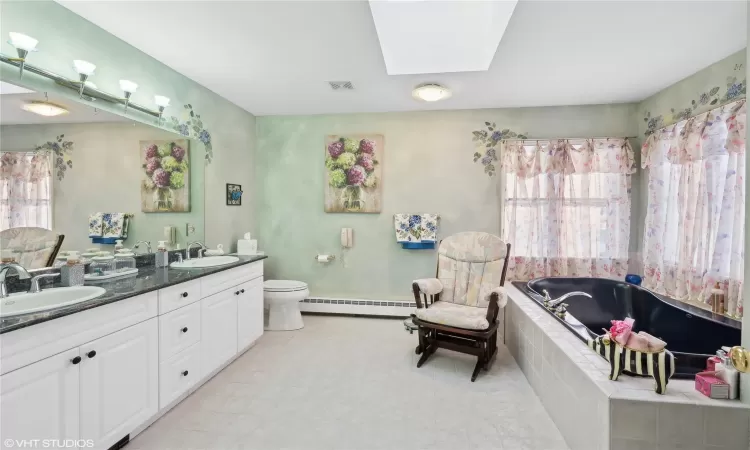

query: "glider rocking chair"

left=411, top=232, right=510, bottom=382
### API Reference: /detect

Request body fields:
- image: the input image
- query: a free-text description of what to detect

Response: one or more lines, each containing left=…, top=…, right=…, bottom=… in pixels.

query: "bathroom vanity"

left=0, top=256, right=266, bottom=450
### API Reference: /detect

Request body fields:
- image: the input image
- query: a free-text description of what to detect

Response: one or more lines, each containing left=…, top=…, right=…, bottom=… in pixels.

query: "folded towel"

left=395, top=214, right=439, bottom=243
left=102, top=213, right=126, bottom=238
left=88, top=213, right=104, bottom=237
left=414, top=278, right=443, bottom=295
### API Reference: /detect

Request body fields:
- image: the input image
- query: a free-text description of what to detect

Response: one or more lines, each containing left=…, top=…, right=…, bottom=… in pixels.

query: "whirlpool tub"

left=512, top=277, right=742, bottom=379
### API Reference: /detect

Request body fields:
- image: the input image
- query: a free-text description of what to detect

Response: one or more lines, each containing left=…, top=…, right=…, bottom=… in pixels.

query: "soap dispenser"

left=61, top=251, right=84, bottom=287
left=155, top=240, right=169, bottom=268
left=716, top=348, right=739, bottom=399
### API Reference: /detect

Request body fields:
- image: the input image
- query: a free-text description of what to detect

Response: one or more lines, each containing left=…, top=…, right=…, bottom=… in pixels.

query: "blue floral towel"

left=394, top=214, right=439, bottom=243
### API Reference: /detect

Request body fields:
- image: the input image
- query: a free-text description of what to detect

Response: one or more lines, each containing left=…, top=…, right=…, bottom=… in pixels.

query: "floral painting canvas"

left=325, top=135, right=383, bottom=213
left=140, top=140, right=190, bottom=212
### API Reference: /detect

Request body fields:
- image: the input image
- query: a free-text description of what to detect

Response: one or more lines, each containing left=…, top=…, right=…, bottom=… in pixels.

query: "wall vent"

left=328, top=81, right=354, bottom=91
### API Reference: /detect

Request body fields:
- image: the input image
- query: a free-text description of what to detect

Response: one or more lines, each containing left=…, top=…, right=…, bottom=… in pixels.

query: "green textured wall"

left=256, top=106, right=637, bottom=300
left=0, top=1, right=255, bottom=251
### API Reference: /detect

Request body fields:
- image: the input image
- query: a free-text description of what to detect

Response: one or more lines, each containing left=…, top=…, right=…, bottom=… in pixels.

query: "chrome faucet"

left=133, top=240, right=152, bottom=254
left=0, top=263, right=31, bottom=298
left=28, top=273, right=60, bottom=293
left=186, top=242, right=206, bottom=260
left=542, top=289, right=592, bottom=309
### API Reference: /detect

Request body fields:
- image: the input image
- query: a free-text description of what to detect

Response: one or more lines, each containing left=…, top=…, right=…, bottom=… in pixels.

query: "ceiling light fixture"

left=73, top=59, right=96, bottom=98
left=119, top=80, right=138, bottom=113
left=21, top=101, right=69, bottom=117
left=7, top=32, right=38, bottom=78
left=412, top=83, right=452, bottom=102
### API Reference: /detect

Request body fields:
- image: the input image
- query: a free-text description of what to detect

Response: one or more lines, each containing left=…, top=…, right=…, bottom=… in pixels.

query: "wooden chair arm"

left=412, top=282, right=440, bottom=309
left=486, top=292, right=500, bottom=324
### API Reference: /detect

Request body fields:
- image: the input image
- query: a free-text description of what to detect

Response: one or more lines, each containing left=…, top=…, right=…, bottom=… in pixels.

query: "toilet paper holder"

left=315, top=254, right=335, bottom=263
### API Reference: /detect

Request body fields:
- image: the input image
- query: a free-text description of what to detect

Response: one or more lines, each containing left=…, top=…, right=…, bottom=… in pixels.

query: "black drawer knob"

left=71, top=356, right=82, bottom=365
left=181, top=292, right=189, bottom=298
left=87, top=350, right=96, bottom=358
left=182, top=327, right=188, bottom=333
left=182, top=370, right=189, bottom=376
left=235, top=291, right=240, bottom=295
left=240, top=289, right=245, bottom=293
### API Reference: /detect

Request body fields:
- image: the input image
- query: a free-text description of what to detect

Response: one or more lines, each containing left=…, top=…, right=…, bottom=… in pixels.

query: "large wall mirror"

left=0, top=80, right=204, bottom=268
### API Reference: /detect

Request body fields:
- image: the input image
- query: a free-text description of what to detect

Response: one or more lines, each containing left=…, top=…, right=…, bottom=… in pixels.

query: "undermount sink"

left=170, top=256, right=240, bottom=270
left=0, top=286, right=107, bottom=318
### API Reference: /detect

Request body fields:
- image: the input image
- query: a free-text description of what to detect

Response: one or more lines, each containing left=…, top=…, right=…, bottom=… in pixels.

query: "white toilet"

left=263, top=280, right=309, bottom=331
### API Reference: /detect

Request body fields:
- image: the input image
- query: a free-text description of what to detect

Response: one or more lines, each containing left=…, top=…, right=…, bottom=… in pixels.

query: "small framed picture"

left=226, top=183, right=242, bottom=206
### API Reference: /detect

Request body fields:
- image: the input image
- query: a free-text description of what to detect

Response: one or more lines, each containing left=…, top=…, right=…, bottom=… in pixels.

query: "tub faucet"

left=542, top=289, right=592, bottom=309
left=0, top=263, right=31, bottom=298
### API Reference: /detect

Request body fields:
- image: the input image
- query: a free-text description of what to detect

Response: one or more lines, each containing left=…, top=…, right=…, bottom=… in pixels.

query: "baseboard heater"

left=299, top=297, right=415, bottom=317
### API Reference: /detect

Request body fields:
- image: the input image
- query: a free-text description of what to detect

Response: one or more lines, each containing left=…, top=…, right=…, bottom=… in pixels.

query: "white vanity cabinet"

left=200, top=287, right=239, bottom=378
left=79, top=318, right=158, bottom=449
left=0, top=318, right=158, bottom=450
left=0, top=348, right=81, bottom=447
left=237, top=277, right=264, bottom=352
left=0, top=259, right=264, bottom=450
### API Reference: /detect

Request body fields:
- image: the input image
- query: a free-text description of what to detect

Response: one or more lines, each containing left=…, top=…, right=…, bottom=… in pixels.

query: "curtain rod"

left=650, top=97, right=746, bottom=135
left=501, top=136, right=637, bottom=142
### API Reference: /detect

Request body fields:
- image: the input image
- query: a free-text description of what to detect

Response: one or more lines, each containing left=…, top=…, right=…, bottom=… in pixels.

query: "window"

left=0, top=151, right=53, bottom=231
left=501, top=140, right=633, bottom=280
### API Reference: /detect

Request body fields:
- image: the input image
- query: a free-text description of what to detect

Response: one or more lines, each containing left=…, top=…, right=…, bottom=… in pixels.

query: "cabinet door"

left=0, top=348, right=80, bottom=448
left=201, top=289, right=238, bottom=378
left=80, top=318, right=158, bottom=450
left=237, top=277, right=264, bottom=351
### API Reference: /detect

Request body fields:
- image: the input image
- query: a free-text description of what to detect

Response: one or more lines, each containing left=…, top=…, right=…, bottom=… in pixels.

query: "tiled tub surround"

left=504, top=284, right=750, bottom=450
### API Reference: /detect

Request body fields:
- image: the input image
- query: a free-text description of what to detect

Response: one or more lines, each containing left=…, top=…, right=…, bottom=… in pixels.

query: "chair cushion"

left=414, top=301, right=490, bottom=330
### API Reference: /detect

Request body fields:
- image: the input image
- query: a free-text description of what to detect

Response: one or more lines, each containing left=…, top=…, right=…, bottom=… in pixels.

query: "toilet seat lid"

left=264, top=280, right=308, bottom=292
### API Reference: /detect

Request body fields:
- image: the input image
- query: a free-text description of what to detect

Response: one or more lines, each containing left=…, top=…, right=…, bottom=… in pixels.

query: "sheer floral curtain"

left=502, top=138, right=634, bottom=280
left=0, top=151, right=53, bottom=231
left=641, top=100, right=746, bottom=317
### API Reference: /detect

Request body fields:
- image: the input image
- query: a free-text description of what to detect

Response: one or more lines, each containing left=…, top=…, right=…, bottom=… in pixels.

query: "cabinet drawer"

left=159, top=342, right=200, bottom=409
left=201, top=261, right=263, bottom=298
left=158, top=301, right=201, bottom=361
left=158, top=279, right=201, bottom=315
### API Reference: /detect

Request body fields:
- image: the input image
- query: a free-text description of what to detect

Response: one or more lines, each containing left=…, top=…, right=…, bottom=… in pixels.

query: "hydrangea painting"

left=325, top=135, right=383, bottom=213
left=140, top=140, right=191, bottom=212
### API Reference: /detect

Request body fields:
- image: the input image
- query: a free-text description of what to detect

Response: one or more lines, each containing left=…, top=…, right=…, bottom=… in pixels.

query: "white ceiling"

left=0, top=90, right=129, bottom=125
left=58, top=0, right=747, bottom=116
left=0, top=81, right=34, bottom=95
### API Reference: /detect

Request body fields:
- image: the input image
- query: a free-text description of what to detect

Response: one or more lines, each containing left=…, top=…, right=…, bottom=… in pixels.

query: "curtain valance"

left=501, top=138, right=635, bottom=178
left=642, top=99, right=746, bottom=168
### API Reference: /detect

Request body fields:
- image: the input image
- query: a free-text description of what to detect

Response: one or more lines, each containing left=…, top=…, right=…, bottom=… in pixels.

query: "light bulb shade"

left=412, top=83, right=452, bottom=102
left=154, top=95, right=170, bottom=107
left=21, top=101, right=69, bottom=117
left=73, top=60, right=96, bottom=76
left=9, top=32, right=37, bottom=51
left=119, top=80, right=138, bottom=93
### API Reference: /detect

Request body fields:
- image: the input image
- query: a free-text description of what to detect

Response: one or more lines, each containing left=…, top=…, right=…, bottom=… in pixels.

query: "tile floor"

left=127, top=315, right=569, bottom=450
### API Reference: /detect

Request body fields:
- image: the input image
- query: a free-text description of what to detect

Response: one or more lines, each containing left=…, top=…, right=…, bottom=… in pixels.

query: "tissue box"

left=237, top=239, right=257, bottom=255
left=695, top=371, right=730, bottom=399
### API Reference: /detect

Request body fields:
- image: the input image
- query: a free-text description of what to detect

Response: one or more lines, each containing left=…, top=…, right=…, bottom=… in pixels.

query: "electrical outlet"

left=186, top=223, right=196, bottom=236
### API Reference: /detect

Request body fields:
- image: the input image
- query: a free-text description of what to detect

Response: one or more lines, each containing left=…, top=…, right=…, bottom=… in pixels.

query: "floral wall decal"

left=168, top=104, right=213, bottom=164
left=35, top=134, right=73, bottom=181
left=471, top=122, right=527, bottom=176
left=643, top=76, right=746, bottom=136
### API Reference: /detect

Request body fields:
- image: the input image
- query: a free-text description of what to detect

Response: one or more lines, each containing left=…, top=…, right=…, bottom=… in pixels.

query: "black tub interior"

left=513, top=277, right=742, bottom=379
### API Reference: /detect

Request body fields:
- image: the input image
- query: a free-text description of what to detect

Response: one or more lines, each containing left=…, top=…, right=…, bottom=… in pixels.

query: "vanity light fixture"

left=7, top=32, right=38, bottom=78
left=154, top=95, right=170, bottom=122
left=119, top=79, right=138, bottom=113
left=72, top=59, right=96, bottom=98
left=412, top=83, right=452, bottom=102
left=21, top=100, right=69, bottom=117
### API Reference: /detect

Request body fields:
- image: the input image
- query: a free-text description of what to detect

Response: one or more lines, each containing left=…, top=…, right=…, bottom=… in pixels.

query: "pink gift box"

left=695, top=371, right=730, bottom=399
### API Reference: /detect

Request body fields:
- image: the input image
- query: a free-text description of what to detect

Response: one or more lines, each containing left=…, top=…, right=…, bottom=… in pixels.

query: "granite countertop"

left=0, top=255, right=268, bottom=335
